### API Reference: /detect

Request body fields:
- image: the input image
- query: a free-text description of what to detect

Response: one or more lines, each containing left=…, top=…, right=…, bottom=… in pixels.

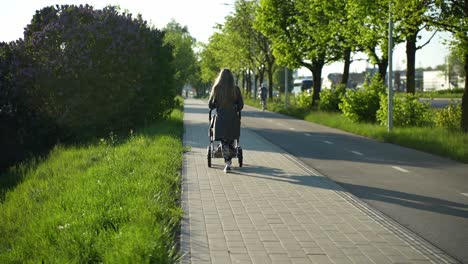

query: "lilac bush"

left=23, top=5, right=175, bottom=135
left=1, top=5, right=175, bottom=170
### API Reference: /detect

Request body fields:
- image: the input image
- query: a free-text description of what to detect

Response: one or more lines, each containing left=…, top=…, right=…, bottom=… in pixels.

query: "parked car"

left=292, top=79, right=313, bottom=95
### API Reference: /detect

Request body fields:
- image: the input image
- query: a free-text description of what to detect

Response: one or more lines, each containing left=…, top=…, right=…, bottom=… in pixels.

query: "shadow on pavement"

left=227, top=164, right=468, bottom=219
left=230, top=164, right=341, bottom=191
left=185, top=119, right=459, bottom=170
left=337, top=181, right=468, bottom=219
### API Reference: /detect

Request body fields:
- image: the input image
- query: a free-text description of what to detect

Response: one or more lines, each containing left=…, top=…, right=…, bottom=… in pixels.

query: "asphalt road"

left=421, top=98, right=462, bottom=108
left=240, top=104, right=468, bottom=263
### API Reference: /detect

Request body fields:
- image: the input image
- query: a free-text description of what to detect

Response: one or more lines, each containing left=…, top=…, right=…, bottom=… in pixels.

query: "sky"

left=0, top=0, right=453, bottom=77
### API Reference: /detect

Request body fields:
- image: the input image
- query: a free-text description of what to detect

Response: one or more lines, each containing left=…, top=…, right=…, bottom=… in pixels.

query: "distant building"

left=323, top=73, right=366, bottom=89
left=423, top=70, right=450, bottom=91
left=392, top=70, right=424, bottom=92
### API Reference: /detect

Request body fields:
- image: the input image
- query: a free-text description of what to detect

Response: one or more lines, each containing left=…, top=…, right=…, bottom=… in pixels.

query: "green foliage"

left=319, top=84, right=346, bottom=112
left=257, top=0, right=343, bottom=68
left=435, top=104, right=462, bottom=132
left=163, top=20, right=199, bottom=95
left=301, top=109, right=468, bottom=163
left=295, top=91, right=313, bottom=109
left=256, top=0, right=348, bottom=105
left=377, top=94, right=432, bottom=127
left=273, top=66, right=294, bottom=92
left=347, top=0, right=404, bottom=80
left=428, top=0, right=467, bottom=131
left=269, top=101, right=309, bottom=120
left=0, top=109, right=184, bottom=263
left=1, top=5, right=177, bottom=171
left=340, top=75, right=386, bottom=123
left=199, top=40, right=222, bottom=83
left=23, top=5, right=175, bottom=136
left=447, top=45, right=466, bottom=78
left=244, top=95, right=468, bottom=162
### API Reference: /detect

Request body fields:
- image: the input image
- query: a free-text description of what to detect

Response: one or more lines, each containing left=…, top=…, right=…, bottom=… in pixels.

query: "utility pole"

left=285, top=67, right=289, bottom=108
left=388, top=0, right=394, bottom=131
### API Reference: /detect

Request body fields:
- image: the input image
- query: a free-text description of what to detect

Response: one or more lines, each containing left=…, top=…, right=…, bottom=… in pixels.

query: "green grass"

left=245, top=99, right=468, bottom=163
left=414, top=88, right=464, bottom=99
left=303, top=111, right=468, bottom=162
left=0, top=109, right=184, bottom=263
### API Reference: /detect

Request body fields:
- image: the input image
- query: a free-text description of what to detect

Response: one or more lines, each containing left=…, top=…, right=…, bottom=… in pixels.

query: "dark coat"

left=209, top=86, right=244, bottom=141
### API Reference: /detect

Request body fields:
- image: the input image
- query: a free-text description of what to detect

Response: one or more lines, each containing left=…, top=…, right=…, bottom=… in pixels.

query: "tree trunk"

left=461, top=52, right=468, bottom=132
left=309, top=59, right=324, bottom=107
left=406, top=33, right=417, bottom=94
left=242, top=71, right=246, bottom=92
left=267, top=67, right=274, bottom=99
left=258, top=67, right=265, bottom=88
left=341, top=47, right=351, bottom=86
left=377, top=60, right=388, bottom=82
left=247, top=71, right=252, bottom=97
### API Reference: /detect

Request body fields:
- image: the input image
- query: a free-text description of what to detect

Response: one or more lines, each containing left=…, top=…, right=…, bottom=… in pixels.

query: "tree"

left=321, top=0, right=360, bottom=87
left=199, top=35, right=224, bottom=85
left=222, top=0, right=276, bottom=99
left=163, top=20, right=199, bottom=95
left=273, top=66, right=294, bottom=92
left=448, top=46, right=466, bottom=79
left=429, top=0, right=468, bottom=131
left=394, top=0, right=435, bottom=94
left=256, top=0, right=342, bottom=106
left=347, top=0, right=404, bottom=81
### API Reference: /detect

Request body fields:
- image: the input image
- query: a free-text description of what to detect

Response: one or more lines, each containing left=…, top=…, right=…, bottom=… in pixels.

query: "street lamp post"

left=388, top=0, right=394, bottom=131
left=285, top=67, right=289, bottom=108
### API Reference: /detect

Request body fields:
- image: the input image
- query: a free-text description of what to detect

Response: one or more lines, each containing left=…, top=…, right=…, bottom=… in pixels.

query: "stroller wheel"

left=207, top=146, right=212, bottom=167
left=237, top=147, right=243, bottom=167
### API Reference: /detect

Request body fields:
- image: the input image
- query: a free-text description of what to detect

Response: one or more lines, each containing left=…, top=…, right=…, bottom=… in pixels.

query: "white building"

left=423, top=70, right=449, bottom=91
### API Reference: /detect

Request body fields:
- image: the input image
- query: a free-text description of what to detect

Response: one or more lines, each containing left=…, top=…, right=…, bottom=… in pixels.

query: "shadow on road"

left=337, top=182, right=468, bottom=219
left=223, top=163, right=468, bottom=219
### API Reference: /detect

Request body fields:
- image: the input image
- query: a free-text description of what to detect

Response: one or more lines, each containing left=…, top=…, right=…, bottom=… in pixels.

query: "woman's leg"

left=222, top=140, right=234, bottom=172
left=222, top=140, right=234, bottom=162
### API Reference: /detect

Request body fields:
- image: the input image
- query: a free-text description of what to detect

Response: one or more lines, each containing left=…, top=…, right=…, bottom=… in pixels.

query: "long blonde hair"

left=210, top=68, right=239, bottom=107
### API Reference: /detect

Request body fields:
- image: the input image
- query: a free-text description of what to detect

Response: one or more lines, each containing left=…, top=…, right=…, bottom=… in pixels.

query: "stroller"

left=207, top=108, right=243, bottom=168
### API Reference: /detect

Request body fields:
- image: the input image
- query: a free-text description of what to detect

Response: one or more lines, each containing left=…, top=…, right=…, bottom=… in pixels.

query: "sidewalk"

left=180, top=99, right=458, bottom=264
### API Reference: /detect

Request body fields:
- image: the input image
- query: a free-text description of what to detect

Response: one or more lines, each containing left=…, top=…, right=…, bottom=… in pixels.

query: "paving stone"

left=180, top=99, right=454, bottom=264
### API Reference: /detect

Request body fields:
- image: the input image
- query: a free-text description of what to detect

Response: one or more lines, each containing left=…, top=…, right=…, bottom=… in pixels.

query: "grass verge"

left=245, top=98, right=468, bottom=163
left=0, top=108, right=184, bottom=263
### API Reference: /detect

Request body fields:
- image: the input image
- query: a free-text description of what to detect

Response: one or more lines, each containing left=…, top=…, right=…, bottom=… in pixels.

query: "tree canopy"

left=163, top=20, right=199, bottom=94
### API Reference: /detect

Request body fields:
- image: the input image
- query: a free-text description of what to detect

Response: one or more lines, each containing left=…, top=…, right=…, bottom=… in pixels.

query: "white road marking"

left=351, top=151, right=363, bottom=156
left=304, top=133, right=312, bottom=136
left=392, top=166, right=410, bottom=173
left=461, top=193, right=468, bottom=198
left=323, top=141, right=334, bottom=144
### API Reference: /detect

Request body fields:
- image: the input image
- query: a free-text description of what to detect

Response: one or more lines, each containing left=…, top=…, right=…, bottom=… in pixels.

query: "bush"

left=339, top=75, right=386, bottom=123
left=434, top=104, right=462, bottom=131
left=319, top=84, right=346, bottom=112
left=377, top=93, right=432, bottom=127
left=295, top=91, right=312, bottom=108
left=21, top=5, right=176, bottom=136
left=1, top=5, right=176, bottom=171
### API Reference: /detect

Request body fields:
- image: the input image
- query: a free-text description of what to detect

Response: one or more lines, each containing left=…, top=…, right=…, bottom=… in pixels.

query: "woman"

left=208, top=68, right=244, bottom=172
